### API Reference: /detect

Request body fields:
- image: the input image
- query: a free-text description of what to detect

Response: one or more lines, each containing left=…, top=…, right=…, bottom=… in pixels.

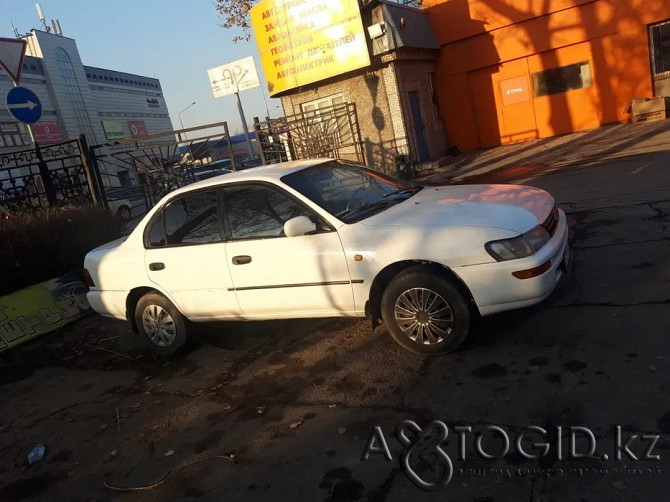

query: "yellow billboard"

left=251, top=0, right=371, bottom=97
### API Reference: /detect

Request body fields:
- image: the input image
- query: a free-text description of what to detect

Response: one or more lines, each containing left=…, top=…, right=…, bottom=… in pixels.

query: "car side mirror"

left=284, top=216, right=317, bottom=237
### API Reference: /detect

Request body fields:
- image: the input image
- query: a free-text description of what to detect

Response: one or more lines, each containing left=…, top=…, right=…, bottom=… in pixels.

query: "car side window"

left=148, top=190, right=221, bottom=247
left=225, top=185, right=312, bottom=240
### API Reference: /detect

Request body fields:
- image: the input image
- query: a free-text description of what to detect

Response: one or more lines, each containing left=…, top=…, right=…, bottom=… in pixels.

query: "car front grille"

left=543, top=206, right=559, bottom=236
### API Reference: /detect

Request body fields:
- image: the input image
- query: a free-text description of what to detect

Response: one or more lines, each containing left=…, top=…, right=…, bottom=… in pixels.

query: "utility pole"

left=234, top=85, right=254, bottom=159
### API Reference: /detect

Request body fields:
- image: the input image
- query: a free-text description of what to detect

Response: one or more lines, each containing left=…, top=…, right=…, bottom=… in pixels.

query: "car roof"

left=176, top=158, right=332, bottom=194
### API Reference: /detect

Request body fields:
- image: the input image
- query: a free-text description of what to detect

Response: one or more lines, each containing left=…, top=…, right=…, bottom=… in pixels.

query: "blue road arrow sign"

left=6, top=86, right=42, bottom=124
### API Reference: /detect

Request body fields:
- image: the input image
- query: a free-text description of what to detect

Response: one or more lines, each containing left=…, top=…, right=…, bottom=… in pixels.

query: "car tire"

left=135, top=292, right=187, bottom=356
left=118, top=205, right=131, bottom=220
left=381, top=267, right=471, bottom=355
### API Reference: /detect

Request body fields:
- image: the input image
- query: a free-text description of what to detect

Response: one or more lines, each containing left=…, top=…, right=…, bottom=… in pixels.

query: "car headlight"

left=485, top=225, right=551, bottom=261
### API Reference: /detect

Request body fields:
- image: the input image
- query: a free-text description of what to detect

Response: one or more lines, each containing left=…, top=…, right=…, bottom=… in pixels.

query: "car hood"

left=361, top=184, right=554, bottom=234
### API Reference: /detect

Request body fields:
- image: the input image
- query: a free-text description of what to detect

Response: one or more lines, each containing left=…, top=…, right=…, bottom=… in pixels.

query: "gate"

left=253, top=102, right=364, bottom=165
left=0, top=136, right=98, bottom=213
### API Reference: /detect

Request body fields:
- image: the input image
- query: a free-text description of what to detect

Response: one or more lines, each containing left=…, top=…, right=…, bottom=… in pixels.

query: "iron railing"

left=0, top=137, right=97, bottom=213
left=253, top=103, right=364, bottom=166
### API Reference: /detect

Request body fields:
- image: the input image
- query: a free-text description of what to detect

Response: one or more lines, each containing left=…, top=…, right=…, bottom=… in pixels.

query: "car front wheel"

left=135, top=292, right=187, bottom=355
left=381, top=268, right=471, bottom=355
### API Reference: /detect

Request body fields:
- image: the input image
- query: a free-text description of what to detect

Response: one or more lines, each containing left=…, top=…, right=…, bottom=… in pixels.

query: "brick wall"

left=281, top=65, right=407, bottom=174
left=280, top=51, right=450, bottom=172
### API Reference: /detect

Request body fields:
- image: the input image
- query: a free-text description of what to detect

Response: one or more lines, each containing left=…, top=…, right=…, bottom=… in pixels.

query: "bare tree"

left=214, top=0, right=259, bottom=43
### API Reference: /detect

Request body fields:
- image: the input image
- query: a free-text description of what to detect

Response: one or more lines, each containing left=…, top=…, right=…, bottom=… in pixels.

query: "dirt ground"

left=1, top=149, right=670, bottom=501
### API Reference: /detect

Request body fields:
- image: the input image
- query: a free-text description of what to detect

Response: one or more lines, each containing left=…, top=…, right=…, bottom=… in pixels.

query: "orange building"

left=423, top=0, right=670, bottom=151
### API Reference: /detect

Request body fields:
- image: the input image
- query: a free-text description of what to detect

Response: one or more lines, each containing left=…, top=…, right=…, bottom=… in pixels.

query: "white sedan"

left=83, top=159, right=569, bottom=355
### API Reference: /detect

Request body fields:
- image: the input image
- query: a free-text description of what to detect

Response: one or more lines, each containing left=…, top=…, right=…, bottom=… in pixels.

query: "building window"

left=650, top=20, right=670, bottom=77
left=300, top=94, right=352, bottom=146
left=55, top=47, right=96, bottom=141
left=531, top=61, right=592, bottom=97
left=0, top=122, right=31, bottom=147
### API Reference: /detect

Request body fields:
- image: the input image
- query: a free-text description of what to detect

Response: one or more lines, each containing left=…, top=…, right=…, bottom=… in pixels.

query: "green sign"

left=101, top=120, right=125, bottom=140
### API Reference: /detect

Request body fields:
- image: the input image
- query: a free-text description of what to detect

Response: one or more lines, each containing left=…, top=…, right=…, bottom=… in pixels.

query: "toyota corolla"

left=83, top=159, right=569, bottom=355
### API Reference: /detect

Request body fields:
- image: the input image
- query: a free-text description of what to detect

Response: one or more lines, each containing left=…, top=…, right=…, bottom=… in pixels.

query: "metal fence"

left=253, top=103, right=364, bottom=165
left=0, top=107, right=364, bottom=221
left=90, top=121, right=240, bottom=221
left=0, top=136, right=98, bottom=213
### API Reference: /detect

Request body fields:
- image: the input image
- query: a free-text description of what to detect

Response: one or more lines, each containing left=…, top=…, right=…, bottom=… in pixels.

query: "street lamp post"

left=178, top=101, right=196, bottom=163
left=178, top=101, right=197, bottom=131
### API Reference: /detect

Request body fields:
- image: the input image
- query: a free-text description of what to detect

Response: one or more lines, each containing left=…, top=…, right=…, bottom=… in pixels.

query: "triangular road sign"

left=0, top=37, right=27, bottom=85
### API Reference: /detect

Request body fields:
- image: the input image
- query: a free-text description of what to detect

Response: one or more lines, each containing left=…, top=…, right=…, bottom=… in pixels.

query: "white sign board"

left=207, top=56, right=260, bottom=98
left=0, top=37, right=27, bottom=85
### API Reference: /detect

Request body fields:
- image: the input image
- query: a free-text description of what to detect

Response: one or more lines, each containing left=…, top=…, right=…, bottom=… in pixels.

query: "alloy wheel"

left=394, top=287, right=454, bottom=345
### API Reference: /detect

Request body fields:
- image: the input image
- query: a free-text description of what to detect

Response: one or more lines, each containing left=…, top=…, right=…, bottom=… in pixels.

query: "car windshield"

left=281, top=160, right=422, bottom=223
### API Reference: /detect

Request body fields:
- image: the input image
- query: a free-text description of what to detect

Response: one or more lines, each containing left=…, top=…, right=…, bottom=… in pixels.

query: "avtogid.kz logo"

left=361, top=421, right=661, bottom=491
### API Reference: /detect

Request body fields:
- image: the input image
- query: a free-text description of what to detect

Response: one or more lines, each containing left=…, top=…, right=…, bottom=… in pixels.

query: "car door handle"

left=232, top=255, right=252, bottom=265
left=149, top=262, right=165, bottom=271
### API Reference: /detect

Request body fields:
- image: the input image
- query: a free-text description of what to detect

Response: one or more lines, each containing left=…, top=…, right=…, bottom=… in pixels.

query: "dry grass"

left=0, top=205, right=120, bottom=295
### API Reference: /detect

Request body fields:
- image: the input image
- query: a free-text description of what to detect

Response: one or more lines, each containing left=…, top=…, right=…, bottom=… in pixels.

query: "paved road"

left=0, top=151, right=669, bottom=501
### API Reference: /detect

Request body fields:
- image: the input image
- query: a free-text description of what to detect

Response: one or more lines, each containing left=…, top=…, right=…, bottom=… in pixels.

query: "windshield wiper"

left=336, top=199, right=396, bottom=220
left=336, top=186, right=423, bottom=221
left=382, top=185, right=424, bottom=198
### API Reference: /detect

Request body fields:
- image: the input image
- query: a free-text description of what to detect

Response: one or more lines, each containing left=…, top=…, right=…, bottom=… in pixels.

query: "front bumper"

left=454, top=209, right=569, bottom=316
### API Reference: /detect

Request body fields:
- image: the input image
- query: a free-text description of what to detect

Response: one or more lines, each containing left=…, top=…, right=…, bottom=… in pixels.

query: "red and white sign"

left=128, top=120, right=148, bottom=137
left=32, top=121, right=64, bottom=144
left=0, top=37, right=27, bottom=85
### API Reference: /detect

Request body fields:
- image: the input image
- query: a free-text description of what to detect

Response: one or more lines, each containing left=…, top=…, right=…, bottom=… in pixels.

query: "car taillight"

left=82, top=268, right=95, bottom=288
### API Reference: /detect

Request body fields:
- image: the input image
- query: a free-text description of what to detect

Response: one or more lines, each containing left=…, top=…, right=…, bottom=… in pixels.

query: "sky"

left=0, top=0, right=281, bottom=134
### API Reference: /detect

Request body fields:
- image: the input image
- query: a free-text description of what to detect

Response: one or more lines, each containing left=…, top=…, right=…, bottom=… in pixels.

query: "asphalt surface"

left=1, top=149, right=669, bottom=501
